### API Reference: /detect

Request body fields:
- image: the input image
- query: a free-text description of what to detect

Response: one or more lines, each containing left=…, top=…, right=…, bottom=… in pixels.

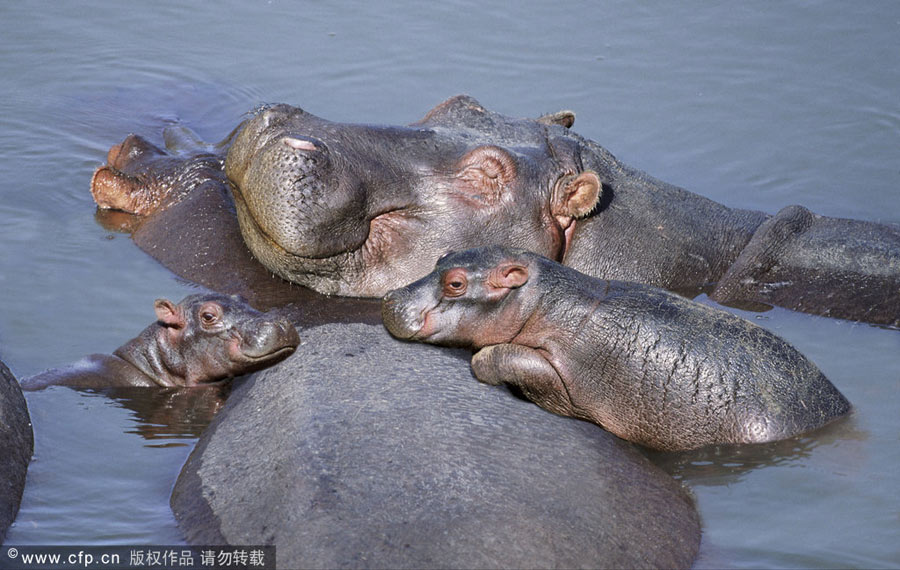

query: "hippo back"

left=171, top=323, right=701, bottom=569
left=1, top=359, right=33, bottom=543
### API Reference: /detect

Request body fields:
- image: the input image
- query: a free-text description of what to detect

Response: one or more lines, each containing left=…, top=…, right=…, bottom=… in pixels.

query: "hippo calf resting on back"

left=89, top=95, right=900, bottom=326
left=222, top=96, right=900, bottom=326
left=382, top=246, right=851, bottom=451
left=22, top=293, right=299, bottom=390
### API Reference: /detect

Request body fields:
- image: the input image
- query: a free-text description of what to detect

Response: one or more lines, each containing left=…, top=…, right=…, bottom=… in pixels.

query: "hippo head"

left=225, top=95, right=606, bottom=297
left=91, top=133, right=225, bottom=217
left=150, top=293, right=300, bottom=386
left=382, top=246, right=545, bottom=349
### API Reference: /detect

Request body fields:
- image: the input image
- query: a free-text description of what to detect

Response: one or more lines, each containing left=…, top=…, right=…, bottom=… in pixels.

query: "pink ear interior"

left=154, top=299, right=186, bottom=329
left=553, top=170, right=602, bottom=219
left=492, top=264, right=529, bottom=289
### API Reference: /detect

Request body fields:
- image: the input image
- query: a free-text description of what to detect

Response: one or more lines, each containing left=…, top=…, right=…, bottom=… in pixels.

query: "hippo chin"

left=21, top=293, right=300, bottom=390
left=221, top=95, right=900, bottom=326
left=382, top=246, right=852, bottom=452
left=88, top=95, right=900, bottom=327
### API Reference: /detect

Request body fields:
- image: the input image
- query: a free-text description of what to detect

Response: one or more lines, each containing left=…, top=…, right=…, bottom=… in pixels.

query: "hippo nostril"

left=284, top=137, right=317, bottom=152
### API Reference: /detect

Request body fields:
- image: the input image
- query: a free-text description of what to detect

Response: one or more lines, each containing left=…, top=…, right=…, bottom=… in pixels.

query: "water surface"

left=1, top=2, right=898, bottom=567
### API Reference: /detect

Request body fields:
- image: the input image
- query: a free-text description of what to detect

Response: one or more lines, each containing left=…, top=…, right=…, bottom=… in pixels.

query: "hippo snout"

left=381, top=287, right=425, bottom=340
left=241, top=317, right=300, bottom=360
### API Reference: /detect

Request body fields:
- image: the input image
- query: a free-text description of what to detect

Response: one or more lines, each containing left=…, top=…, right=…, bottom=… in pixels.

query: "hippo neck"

left=512, top=267, right=613, bottom=349
left=113, top=325, right=187, bottom=388
left=567, top=139, right=768, bottom=289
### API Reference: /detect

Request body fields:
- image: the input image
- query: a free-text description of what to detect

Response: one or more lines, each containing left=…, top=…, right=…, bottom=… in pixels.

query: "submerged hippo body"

left=21, top=294, right=299, bottom=391
left=1, top=359, right=33, bottom=543
left=89, top=95, right=900, bottom=326
left=171, top=322, right=702, bottom=568
left=222, top=96, right=900, bottom=325
left=382, top=246, right=852, bottom=451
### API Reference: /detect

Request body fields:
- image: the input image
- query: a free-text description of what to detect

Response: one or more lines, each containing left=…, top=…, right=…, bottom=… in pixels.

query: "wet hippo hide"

left=93, top=148, right=382, bottom=327
left=0, top=359, right=32, bottom=543
left=171, top=323, right=701, bottom=569
left=91, top=95, right=900, bottom=327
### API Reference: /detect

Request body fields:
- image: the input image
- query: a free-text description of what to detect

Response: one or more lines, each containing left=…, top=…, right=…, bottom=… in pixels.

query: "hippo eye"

left=198, top=303, right=223, bottom=327
left=442, top=269, right=468, bottom=298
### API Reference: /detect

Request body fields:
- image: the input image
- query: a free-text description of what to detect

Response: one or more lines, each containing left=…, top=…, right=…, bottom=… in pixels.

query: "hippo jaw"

left=226, top=99, right=602, bottom=298
left=232, top=181, right=428, bottom=297
left=226, top=320, right=300, bottom=368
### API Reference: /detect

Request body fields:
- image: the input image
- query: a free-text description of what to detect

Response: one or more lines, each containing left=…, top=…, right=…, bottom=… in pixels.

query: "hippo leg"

left=711, top=205, right=900, bottom=326
left=472, top=344, right=576, bottom=418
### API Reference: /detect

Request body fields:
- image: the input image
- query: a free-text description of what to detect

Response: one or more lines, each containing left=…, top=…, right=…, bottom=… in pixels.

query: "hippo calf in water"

left=22, top=293, right=300, bottom=390
left=89, top=95, right=900, bottom=326
left=382, top=246, right=851, bottom=451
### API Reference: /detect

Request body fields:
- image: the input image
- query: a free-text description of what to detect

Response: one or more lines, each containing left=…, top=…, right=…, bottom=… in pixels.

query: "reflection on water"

left=101, top=385, right=230, bottom=444
left=1, top=1, right=899, bottom=567
left=647, top=414, right=865, bottom=486
left=4, top=385, right=224, bottom=544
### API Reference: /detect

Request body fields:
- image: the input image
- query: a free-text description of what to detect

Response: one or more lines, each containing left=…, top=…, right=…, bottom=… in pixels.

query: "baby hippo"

left=22, top=293, right=300, bottom=390
left=382, top=246, right=851, bottom=451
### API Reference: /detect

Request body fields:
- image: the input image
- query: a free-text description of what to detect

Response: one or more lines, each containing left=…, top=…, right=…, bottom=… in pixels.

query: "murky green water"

left=1, top=2, right=898, bottom=567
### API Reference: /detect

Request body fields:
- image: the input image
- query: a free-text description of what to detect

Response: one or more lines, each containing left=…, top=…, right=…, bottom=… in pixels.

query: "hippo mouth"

left=226, top=327, right=300, bottom=365
left=381, top=292, right=442, bottom=342
left=231, top=179, right=422, bottom=297
left=240, top=344, right=297, bottom=363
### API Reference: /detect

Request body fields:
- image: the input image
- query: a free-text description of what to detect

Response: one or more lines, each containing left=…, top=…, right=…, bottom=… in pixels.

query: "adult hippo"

left=21, top=293, right=299, bottom=391
left=90, top=95, right=900, bottom=326
left=225, top=96, right=900, bottom=325
left=91, top=131, right=383, bottom=326
left=1, top=359, right=32, bottom=543
left=171, top=322, right=702, bottom=568
left=382, top=246, right=851, bottom=451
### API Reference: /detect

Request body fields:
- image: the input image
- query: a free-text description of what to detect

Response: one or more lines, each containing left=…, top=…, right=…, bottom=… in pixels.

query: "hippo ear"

left=490, top=263, right=529, bottom=290
left=552, top=171, right=602, bottom=219
left=154, top=299, right=186, bottom=329
left=537, top=110, right=575, bottom=128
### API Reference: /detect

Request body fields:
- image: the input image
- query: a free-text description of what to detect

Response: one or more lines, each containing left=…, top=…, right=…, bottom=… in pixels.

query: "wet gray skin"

left=382, top=246, right=852, bottom=451
left=1, top=359, right=32, bottom=543
left=21, top=293, right=300, bottom=390
left=224, top=96, right=604, bottom=298
left=92, top=95, right=900, bottom=326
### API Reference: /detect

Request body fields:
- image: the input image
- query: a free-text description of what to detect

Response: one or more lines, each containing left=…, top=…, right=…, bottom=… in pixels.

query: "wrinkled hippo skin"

left=21, top=294, right=299, bottom=391
left=0, top=359, right=32, bottom=544
left=220, top=95, right=899, bottom=325
left=383, top=247, right=851, bottom=451
left=710, top=204, right=900, bottom=323
left=171, top=322, right=701, bottom=569
left=92, top=131, right=383, bottom=326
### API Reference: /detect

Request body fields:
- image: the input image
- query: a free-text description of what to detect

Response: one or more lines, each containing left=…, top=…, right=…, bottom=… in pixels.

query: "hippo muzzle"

left=228, top=106, right=371, bottom=260
left=234, top=316, right=300, bottom=363
left=381, top=285, right=432, bottom=341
